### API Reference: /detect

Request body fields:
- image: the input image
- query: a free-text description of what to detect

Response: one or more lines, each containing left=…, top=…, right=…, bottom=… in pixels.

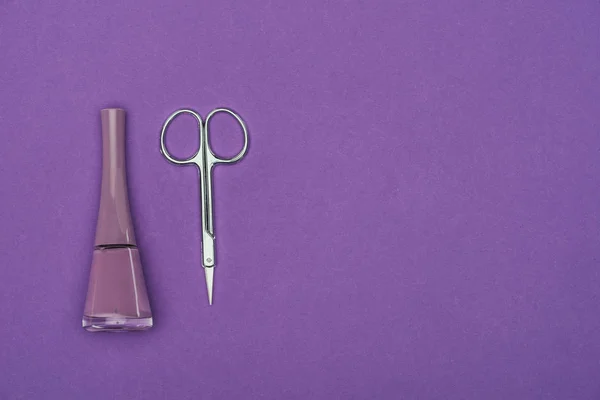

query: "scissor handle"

left=205, top=108, right=249, bottom=164
left=160, top=109, right=204, bottom=165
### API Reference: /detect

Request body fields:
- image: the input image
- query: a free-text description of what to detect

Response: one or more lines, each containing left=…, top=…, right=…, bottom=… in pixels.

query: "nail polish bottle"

left=82, top=108, right=153, bottom=332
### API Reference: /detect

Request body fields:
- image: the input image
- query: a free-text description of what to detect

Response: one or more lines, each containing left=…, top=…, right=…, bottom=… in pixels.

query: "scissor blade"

left=204, top=267, right=214, bottom=305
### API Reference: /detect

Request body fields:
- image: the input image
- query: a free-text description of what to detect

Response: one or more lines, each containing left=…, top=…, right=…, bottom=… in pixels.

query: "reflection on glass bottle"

left=82, top=108, right=152, bottom=332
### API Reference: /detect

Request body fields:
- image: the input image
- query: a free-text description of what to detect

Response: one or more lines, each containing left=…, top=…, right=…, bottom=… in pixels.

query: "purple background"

left=1, top=1, right=599, bottom=399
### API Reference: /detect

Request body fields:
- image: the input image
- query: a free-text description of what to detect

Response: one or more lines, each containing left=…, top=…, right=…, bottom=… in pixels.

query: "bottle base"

left=82, top=315, right=153, bottom=332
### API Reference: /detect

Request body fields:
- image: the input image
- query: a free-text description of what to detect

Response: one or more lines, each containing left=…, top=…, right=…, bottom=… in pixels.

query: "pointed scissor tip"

left=205, top=267, right=214, bottom=305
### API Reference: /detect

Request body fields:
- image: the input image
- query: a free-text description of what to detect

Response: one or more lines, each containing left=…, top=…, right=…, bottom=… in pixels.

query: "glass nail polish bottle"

left=82, top=108, right=153, bottom=332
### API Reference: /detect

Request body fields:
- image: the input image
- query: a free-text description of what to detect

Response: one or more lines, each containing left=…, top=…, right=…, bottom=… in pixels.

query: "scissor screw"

left=207, top=258, right=212, bottom=263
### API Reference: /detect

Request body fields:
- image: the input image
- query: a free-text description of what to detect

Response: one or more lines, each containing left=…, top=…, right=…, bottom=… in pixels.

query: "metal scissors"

left=160, top=108, right=249, bottom=305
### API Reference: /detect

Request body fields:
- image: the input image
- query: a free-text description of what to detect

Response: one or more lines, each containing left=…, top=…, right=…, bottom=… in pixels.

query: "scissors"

left=160, top=108, right=249, bottom=305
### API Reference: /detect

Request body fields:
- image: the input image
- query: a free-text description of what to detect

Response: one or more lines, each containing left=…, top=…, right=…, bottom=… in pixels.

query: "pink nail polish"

left=82, top=108, right=153, bottom=332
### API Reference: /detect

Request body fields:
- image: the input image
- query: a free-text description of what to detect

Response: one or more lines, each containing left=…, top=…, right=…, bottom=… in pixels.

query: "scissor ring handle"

left=160, top=109, right=204, bottom=165
left=205, top=108, right=249, bottom=164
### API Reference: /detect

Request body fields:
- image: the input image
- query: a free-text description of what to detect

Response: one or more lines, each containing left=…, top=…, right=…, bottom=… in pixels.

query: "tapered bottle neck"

left=94, top=108, right=137, bottom=247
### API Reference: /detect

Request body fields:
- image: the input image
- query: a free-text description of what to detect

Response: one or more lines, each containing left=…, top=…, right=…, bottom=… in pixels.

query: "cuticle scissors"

left=160, top=108, right=249, bottom=305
